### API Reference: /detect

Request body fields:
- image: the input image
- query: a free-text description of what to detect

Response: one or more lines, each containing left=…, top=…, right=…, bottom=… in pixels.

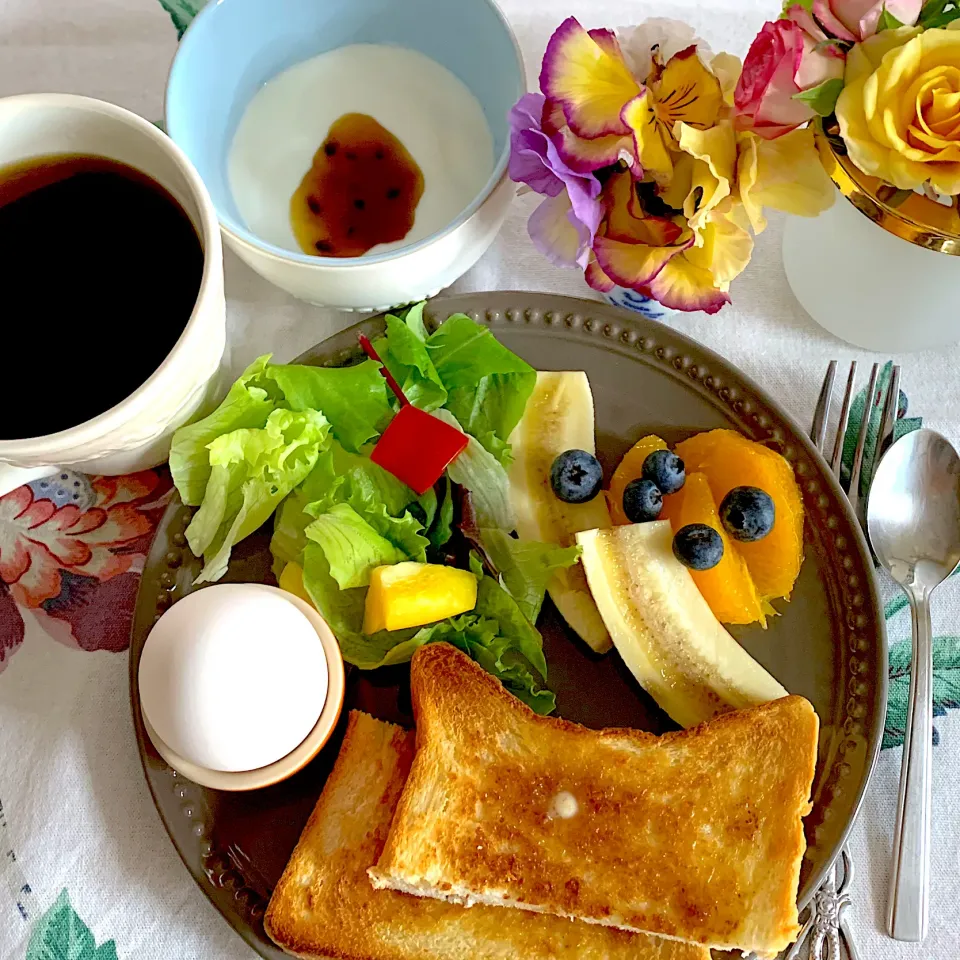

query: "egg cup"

left=141, top=588, right=345, bottom=791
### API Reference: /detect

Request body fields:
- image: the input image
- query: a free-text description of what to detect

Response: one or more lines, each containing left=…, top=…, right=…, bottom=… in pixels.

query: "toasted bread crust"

left=265, top=710, right=708, bottom=960
left=371, top=644, right=819, bottom=958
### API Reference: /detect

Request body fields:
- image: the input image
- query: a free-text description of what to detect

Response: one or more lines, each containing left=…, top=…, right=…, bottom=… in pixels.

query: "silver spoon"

left=867, top=428, right=960, bottom=942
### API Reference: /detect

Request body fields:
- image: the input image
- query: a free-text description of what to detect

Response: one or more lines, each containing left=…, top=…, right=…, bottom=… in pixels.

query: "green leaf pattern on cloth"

left=885, top=636, right=960, bottom=749
left=838, top=367, right=960, bottom=749
left=840, top=361, right=920, bottom=503
left=158, top=0, right=205, bottom=36
left=26, top=890, right=117, bottom=960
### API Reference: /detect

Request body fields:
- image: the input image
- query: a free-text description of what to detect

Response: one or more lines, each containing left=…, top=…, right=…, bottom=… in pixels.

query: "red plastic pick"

left=359, top=333, right=468, bottom=494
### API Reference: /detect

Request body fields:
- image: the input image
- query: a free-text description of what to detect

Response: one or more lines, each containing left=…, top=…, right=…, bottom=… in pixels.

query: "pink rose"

left=734, top=19, right=846, bottom=140
left=812, top=0, right=921, bottom=42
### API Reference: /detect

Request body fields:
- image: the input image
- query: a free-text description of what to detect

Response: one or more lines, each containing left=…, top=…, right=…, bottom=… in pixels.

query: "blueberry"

left=622, top=478, right=662, bottom=522
left=672, top=524, right=724, bottom=570
left=719, top=486, right=775, bottom=542
left=642, top=449, right=685, bottom=494
left=550, top=449, right=603, bottom=504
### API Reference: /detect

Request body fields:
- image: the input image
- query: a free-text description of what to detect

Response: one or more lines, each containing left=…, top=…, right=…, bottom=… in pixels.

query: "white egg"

left=139, top=583, right=328, bottom=773
left=228, top=43, right=494, bottom=255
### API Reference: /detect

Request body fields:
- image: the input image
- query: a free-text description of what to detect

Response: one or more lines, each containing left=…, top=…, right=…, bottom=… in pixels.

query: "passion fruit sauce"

left=290, top=112, right=424, bottom=258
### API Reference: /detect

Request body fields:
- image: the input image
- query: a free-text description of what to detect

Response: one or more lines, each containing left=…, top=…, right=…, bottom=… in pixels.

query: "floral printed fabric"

left=0, top=469, right=172, bottom=671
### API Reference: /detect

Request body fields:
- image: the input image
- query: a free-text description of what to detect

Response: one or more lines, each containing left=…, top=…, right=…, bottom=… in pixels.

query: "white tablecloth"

left=2, top=1, right=960, bottom=958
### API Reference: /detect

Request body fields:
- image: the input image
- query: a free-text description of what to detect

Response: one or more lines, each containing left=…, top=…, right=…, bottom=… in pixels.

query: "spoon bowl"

left=868, top=428, right=960, bottom=591
left=867, top=427, right=960, bottom=943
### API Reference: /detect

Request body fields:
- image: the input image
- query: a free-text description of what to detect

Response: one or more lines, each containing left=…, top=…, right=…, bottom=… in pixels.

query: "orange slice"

left=676, top=430, right=804, bottom=602
left=607, top=435, right=667, bottom=524
left=660, top=471, right=766, bottom=625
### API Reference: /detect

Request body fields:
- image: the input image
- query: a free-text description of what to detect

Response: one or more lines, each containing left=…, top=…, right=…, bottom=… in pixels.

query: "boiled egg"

left=139, top=583, right=328, bottom=773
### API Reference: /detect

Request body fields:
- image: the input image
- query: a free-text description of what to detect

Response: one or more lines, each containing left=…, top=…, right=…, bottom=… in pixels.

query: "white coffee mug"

left=0, top=94, right=226, bottom=497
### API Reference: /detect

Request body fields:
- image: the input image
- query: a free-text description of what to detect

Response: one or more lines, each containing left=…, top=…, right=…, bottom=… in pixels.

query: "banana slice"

left=508, top=372, right=612, bottom=654
left=577, top=521, right=788, bottom=726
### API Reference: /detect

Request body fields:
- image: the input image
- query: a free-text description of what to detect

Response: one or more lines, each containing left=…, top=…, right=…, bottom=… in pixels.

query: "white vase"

left=599, top=284, right=679, bottom=322
left=783, top=129, right=960, bottom=352
left=783, top=197, right=960, bottom=352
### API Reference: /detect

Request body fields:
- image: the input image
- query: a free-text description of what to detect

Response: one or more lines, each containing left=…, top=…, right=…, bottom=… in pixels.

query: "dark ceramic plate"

left=130, top=293, right=886, bottom=958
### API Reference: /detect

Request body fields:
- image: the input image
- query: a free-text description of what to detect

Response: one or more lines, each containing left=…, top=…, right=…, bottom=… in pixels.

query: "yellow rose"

left=836, top=23, right=960, bottom=194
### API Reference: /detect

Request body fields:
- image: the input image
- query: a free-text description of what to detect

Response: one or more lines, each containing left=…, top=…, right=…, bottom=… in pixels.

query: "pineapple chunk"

left=363, top=562, right=477, bottom=634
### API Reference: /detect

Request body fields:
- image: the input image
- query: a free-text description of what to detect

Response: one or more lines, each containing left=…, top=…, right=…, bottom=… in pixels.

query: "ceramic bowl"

left=140, top=587, right=346, bottom=792
left=165, top=0, right=523, bottom=312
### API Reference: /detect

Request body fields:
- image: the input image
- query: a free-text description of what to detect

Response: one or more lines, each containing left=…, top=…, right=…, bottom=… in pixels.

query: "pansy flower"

left=511, top=15, right=835, bottom=313
left=508, top=91, right=603, bottom=268
left=621, top=46, right=725, bottom=183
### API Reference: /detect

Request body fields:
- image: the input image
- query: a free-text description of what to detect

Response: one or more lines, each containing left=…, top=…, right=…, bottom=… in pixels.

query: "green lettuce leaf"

left=402, top=299, right=430, bottom=340
left=373, top=306, right=446, bottom=412
left=271, top=491, right=313, bottom=577
left=301, top=543, right=421, bottom=668
left=474, top=575, right=547, bottom=680
left=388, top=612, right=555, bottom=714
left=428, top=476, right=455, bottom=549
left=415, top=485, right=438, bottom=530
left=479, top=529, right=580, bottom=623
left=469, top=550, right=486, bottom=580
left=414, top=612, right=554, bottom=713
left=269, top=438, right=426, bottom=579
left=187, top=407, right=330, bottom=583
left=305, top=503, right=405, bottom=589
left=301, top=441, right=428, bottom=561
left=432, top=408, right=515, bottom=529
left=303, top=440, right=416, bottom=515
left=348, top=499, right=429, bottom=561
left=466, top=634, right=556, bottom=714
left=299, top=546, right=554, bottom=711
left=266, top=359, right=392, bottom=452
left=427, top=313, right=536, bottom=462
left=170, top=355, right=280, bottom=505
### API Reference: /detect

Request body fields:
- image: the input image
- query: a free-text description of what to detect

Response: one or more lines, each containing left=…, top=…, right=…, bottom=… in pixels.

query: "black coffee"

left=0, top=154, right=204, bottom=439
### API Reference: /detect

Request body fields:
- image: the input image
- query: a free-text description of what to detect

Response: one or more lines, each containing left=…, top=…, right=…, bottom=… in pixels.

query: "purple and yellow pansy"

left=510, top=16, right=835, bottom=314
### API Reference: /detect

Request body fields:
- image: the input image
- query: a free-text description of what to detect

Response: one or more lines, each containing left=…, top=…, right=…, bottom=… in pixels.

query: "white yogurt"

left=228, top=44, right=494, bottom=256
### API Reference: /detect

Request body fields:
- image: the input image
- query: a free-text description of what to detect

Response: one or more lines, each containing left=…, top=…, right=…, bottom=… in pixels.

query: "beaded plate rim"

left=130, top=291, right=886, bottom=958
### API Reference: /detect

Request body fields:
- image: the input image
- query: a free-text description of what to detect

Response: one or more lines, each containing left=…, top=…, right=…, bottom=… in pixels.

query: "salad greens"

left=372, top=305, right=446, bottom=412
left=426, top=313, right=537, bottom=464
left=478, top=529, right=581, bottom=624
left=304, top=504, right=406, bottom=590
left=186, top=407, right=329, bottom=584
left=432, top=409, right=515, bottom=530
left=169, top=304, right=569, bottom=713
left=427, top=477, right=455, bottom=549
left=266, top=359, right=392, bottom=452
left=168, top=355, right=280, bottom=506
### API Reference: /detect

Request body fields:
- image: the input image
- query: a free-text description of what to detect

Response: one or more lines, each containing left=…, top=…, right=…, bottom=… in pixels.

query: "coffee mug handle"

left=0, top=463, right=60, bottom=498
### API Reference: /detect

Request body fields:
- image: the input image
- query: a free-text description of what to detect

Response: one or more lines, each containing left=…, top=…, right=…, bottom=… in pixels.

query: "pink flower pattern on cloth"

left=0, top=468, right=172, bottom=669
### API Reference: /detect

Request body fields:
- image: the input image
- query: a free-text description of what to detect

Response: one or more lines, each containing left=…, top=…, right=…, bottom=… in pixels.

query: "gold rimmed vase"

left=782, top=119, right=960, bottom=352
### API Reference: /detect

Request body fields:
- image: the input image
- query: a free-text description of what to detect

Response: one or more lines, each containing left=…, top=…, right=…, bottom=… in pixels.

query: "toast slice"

left=265, top=710, right=709, bottom=960
left=369, top=643, right=819, bottom=958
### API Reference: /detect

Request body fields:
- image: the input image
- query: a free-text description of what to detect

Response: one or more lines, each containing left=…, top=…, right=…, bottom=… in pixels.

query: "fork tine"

left=847, top=362, right=879, bottom=517
left=812, top=360, right=838, bottom=451
left=875, top=364, right=901, bottom=466
left=831, top=361, right=858, bottom=477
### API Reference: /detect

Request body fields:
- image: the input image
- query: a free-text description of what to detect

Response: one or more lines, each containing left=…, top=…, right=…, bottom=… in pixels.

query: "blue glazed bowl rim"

left=164, top=0, right=524, bottom=269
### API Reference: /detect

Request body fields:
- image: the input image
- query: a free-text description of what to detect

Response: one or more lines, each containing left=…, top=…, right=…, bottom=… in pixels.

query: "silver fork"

left=787, top=360, right=900, bottom=960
